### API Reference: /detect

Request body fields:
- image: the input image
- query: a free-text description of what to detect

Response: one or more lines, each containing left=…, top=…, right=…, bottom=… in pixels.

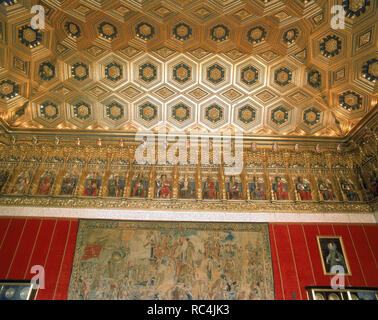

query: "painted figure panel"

left=108, top=174, right=125, bottom=198
left=249, top=176, right=267, bottom=200
left=202, top=177, right=218, bottom=200
left=60, top=172, right=79, bottom=196
left=369, top=173, right=377, bottom=198
left=11, top=170, right=32, bottom=195
left=340, top=179, right=360, bottom=201
left=226, top=176, right=242, bottom=200
left=0, top=170, right=10, bottom=193
left=295, top=176, right=312, bottom=201
left=83, top=173, right=102, bottom=197
left=36, top=171, right=55, bottom=196
left=318, top=179, right=335, bottom=201
left=130, top=173, right=148, bottom=198
left=155, top=174, right=171, bottom=199
left=272, top=176, right=289, bottom=200
left=178, top=175, right=195, bottom=199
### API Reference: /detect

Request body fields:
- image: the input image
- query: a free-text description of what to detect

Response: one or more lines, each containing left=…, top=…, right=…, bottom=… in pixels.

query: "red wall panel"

left=0, top=217, right=78, bottom=300
left=270, top=223, right=378, bottom=300
left=0, top=217, right=377, bottom=300
left=0, top=218, right=26, bottom=278
left=269, top=224, right=284, bottom=300
left=6, top=219, right=42, bottom=279
left=348, top=225, right=378, bottom=287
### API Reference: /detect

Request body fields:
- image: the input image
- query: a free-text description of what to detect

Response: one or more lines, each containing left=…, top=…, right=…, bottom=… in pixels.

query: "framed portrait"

left=0, top=280, right=38, bottom=300
left=316, top=236, right=351, bottom=276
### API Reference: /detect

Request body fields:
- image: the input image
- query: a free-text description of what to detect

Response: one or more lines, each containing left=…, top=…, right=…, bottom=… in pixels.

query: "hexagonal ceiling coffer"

left=135, top=22, right=155, bottom=40
left=166, top=97, right=197, bottom=130
left=274, top=67, right=293, bottom=87
left=66, top=96, right=97, bottom=128
left=32, top=96, right=64, bottom=128
left=167, top=56, right=197, bottom=91
left=362, top=58, right=377, bottom=82
left=97, top=54, right=128, bottom=89
left=235, top=58, right=266, bottom=93
left=65, top=22, right=81, bottom=39
left=343, top=0, right=371, bottom=18
left=266, top=100, right=296, bottom=134
left=299, top=102, right=327, bottom=135
left=307, top=70, right=322, bottom=88
left=98, top=21, right=118, bottom=40
left=0, top=80, right=20, bottom=100
left=199, top=97, right=230, bottom=132
left=18, top=25, right=42, bottom=48
left=39, top=62, right=56, bottom=81
left=201, top=57, right=232, bottom=92
left=320, top=35, right=342, bottom=58
left=210, top=24, right=230, bottom=42
left=132, top=55, right=163, bottom=90
left=173, top=23, right=192, bottom=41
left=282, top=28, right=299, bottom=45
left=133, top=95, right=163, bottom=129
left=338, top=91, right=363, bottom=111
left=232, top=99, right=263, bottom=133
left=99, top=95, right=129, bottom=129
left=247, top=26, right=266, bottom=44
left=269, top=61, right=298, bottom=93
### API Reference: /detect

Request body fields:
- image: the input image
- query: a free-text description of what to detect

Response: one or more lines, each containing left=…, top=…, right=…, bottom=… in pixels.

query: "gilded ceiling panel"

left=0, top=0, right=376, bottom=141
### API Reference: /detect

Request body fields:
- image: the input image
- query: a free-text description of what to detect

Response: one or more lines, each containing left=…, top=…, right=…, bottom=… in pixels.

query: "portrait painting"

left=130, top=172, right=148, bottom=198
left=178, top=175, right=195, bottom=199
left=60, top=172, right=79, bottom=196
left=339, top=179, right=360, bottom=201
left=295, top=176, right=312, bottom=201
left=83, top=173, right=102, bottom=197
left=249, top=176, right=267, bottom=200
left=107, top=174, right=125, bottom=198
left=272, top=176, right=289, bottom=200
left=0, top=169, right=10, bottom=193
left=226, top=176, right=242, bottom=200
left=202, top=177, right=218, bottom=200
left=155, top=174, right=171, bottom=199
left=11, top=170, right=32, bottom=195
left=68, top=220, right=274, bottom=300
left=36, top=171, right=55, bottom=196
left=316, top=236, right=351, bottom=276
left=318, top=179, right=335, bottom=201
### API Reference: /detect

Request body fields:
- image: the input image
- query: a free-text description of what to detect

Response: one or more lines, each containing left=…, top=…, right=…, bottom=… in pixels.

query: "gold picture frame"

left=316, top=236, right=352, bottom=276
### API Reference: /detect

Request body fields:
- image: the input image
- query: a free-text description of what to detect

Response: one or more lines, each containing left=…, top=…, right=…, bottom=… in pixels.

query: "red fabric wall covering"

left=1, top=218, right=377, bottom=300
left=0, top=217, right=78, bottom=300
left=270, top=223, right=378, bottom=300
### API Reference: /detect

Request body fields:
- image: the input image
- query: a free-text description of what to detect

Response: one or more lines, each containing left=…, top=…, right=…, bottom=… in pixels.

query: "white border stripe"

left=0, top=206, right=376, bottom=224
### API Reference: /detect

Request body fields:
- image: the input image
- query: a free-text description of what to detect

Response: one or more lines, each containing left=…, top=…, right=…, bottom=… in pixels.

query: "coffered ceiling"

left=0, top=0, right=376, bottom=141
